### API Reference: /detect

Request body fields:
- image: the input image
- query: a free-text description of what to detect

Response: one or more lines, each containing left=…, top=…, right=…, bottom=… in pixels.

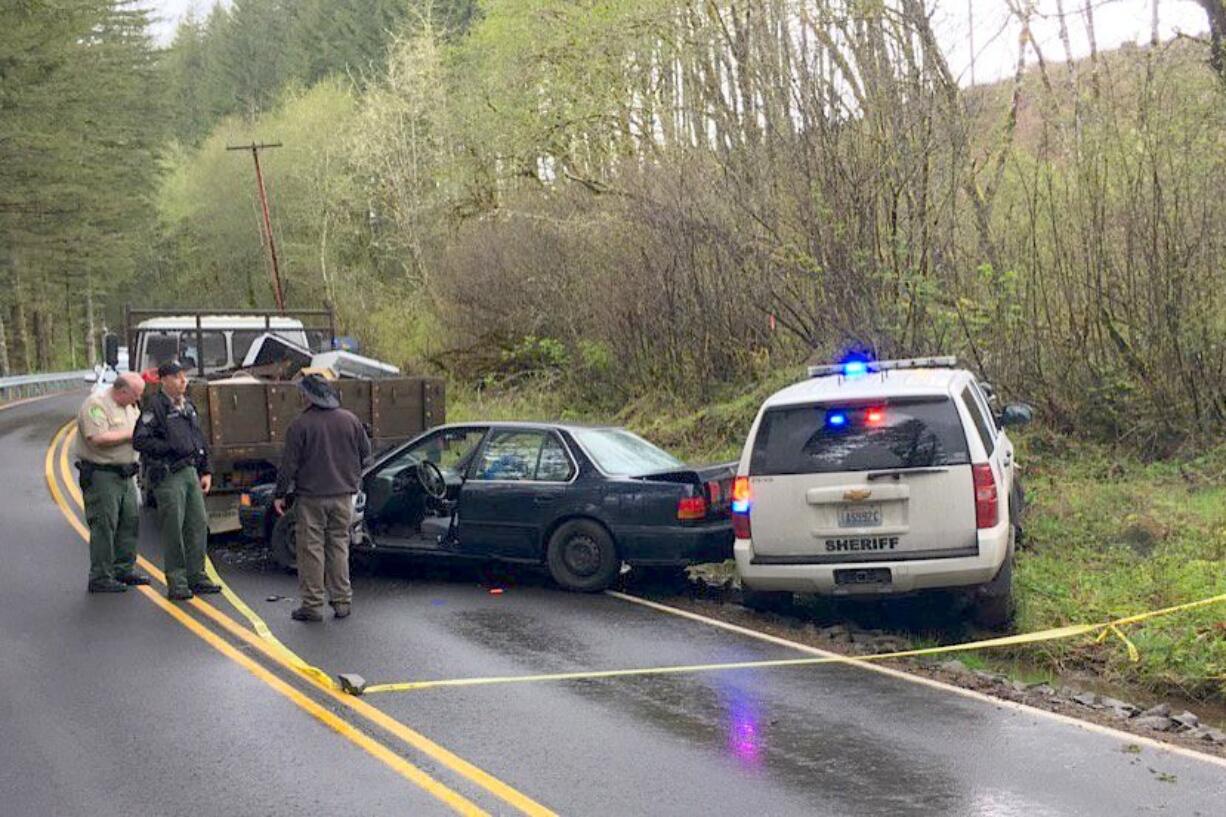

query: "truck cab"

left=130, top=315, right=315, bottom=376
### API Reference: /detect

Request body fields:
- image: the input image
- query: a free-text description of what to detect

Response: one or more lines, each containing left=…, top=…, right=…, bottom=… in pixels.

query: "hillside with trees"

left=5, top=0, right=1226, bottom=453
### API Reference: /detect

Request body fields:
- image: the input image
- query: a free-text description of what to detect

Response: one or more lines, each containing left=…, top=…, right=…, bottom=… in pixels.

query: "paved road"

left=2, top=392, right=1224, bottom=816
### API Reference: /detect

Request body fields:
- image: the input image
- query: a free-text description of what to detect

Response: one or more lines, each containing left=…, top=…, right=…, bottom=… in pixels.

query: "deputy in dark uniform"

left=133, top=361, right=222, bottom=601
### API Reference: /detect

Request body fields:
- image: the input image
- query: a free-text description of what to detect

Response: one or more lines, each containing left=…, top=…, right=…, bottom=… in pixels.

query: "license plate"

left=834, top=568, right=892, bottom=586
left=838, top=504, right=882, bottom=528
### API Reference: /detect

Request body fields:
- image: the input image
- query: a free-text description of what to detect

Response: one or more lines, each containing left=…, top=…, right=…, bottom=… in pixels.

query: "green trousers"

left=82, top=469, right=140, bottom=583
left=154, top=466, right=209, bottom=592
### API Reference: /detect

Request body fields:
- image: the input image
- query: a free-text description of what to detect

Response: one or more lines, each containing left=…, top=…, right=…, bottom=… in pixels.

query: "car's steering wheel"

left=417, top=461, right=448, bottom=500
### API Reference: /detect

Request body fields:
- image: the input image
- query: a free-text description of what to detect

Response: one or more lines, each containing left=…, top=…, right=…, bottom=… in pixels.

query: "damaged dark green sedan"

left=243, top=422, right=735, bottom=591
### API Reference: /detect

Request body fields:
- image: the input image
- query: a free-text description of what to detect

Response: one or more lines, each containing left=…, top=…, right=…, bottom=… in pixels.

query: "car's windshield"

left=750, top=397, right=971, bottom=475
left=570, top=428, right=682, bottom=476
left=140, top=333, right=178, bottom=371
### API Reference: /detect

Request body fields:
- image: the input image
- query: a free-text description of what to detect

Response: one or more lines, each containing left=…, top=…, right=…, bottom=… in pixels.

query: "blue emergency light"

left=842, top=361, right=867, bottom=378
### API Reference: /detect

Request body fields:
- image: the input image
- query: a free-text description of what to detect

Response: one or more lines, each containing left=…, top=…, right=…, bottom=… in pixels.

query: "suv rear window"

left=750, top=398, right=971, bottom=475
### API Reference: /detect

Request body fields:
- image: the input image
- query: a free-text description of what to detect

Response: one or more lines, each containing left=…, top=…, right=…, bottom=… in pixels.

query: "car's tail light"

left=973, top=464, right=998, bottom=529
left=240, top=493, right=252, bottom=508
left=677, top=495, right=708, bottom=521
left=731, top=476, right=752, bottom=539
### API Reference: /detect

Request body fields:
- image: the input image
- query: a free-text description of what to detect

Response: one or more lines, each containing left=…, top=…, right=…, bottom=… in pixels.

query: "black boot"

left=88, top=578, right=129, bottom=594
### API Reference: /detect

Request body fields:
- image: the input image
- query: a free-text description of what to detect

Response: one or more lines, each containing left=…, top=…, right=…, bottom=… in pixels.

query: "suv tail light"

left=972, top=464, right=998, bottom=529
left=731, top=476, right=752, bottom=539
left=677, top=495, right=708, bottom=521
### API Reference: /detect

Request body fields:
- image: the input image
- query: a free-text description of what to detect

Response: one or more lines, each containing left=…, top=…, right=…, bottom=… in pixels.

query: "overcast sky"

left=145, top=1, right=1211, bottom=85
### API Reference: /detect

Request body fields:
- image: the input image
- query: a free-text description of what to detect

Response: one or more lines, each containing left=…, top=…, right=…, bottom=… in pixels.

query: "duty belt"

left=76, top=461, right=139, bottom=479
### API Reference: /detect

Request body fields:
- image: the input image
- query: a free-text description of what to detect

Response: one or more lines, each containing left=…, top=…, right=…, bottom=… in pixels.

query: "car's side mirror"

left=103, top=333, right=120, bottom=368
left=998, top=403, right=1033, bottom=428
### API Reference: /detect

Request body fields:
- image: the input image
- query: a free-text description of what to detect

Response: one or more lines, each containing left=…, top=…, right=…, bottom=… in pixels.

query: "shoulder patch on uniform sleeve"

left=88, top=405, right=106, bottom=423
left=141, top=411, right=153, bottom=424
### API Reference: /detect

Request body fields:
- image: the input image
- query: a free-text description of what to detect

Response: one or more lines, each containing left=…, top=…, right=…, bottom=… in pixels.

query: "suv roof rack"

left=807, top=356, right=957, bottom=378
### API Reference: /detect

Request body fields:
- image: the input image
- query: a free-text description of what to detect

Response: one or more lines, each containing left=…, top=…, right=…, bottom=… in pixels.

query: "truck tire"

left=270, top=511, right=297, bottom=573
left=546, top=519, right=619, bottom=592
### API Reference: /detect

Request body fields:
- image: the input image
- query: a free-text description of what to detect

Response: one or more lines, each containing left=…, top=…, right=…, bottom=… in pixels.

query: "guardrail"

left=0, top=370, right=93, bottom=403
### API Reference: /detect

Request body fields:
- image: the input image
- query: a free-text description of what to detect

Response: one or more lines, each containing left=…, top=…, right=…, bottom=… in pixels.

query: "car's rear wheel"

left=741, top=587, right=795, bottom=614
left=546, top=519, right=619, bottom=592
left=270, top=511, right=297, bottom=573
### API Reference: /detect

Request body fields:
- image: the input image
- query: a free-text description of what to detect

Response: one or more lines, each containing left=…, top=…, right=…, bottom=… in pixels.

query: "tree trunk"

left=85, top=280, right=97, bottom=367
left=0, top=308, right=9, bottom=377
left=1195, top=0, right=1226, bottom=79
left=11, top=263, right=31, bottom=373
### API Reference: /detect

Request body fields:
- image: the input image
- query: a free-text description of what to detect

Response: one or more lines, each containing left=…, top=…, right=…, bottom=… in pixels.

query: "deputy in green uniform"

left=133, top=361, right=222, bottom=601
left=75, top=372, right=150, bottom=593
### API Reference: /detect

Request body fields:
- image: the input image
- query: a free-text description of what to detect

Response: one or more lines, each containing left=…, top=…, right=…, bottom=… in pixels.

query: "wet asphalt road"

left=2, top=392, right=1225, bottom=816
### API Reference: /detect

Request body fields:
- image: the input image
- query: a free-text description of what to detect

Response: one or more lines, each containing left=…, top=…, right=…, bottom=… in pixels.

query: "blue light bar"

left=827, top=411, right=847, bottom=427
left=807, top=356, right=957, bottom=379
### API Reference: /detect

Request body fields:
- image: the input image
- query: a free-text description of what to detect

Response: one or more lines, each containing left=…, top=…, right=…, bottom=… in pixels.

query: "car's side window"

left=416, top=428, right=487, bottom=473
left=376, top=428, right=486, bottom=480
left=969, top=381, right=999, bottom=436
left=472, top=430, right=545, bottom=481
left=960, top=386, right=996, bottom=456
left=535, top=434, right=575, bottom=482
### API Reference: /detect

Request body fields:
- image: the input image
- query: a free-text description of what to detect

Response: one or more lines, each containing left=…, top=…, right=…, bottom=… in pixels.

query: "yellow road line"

left=139, top=584, right=490, bottom=816
left=47, top=422, right=488, bottom=816
left=61, top=425, right=336, bottom=689
left=51, top=423, right=558, bottom=817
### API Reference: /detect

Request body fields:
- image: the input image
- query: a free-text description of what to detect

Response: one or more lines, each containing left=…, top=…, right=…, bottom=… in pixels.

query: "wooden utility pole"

left=226, top=142, right=286, bottom=311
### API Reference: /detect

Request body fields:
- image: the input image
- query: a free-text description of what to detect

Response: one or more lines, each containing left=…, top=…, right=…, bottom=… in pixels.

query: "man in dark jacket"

left=273, top=374, right=371, bottom=621
left=133, top=361, right=222, bottom=601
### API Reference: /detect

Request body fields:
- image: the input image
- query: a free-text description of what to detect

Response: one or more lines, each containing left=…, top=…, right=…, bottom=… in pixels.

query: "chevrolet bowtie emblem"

left=843, top=488, right=872, bottom=502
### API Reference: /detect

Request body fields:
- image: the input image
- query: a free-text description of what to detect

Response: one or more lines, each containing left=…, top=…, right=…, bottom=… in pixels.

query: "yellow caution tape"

left=361, top=593, right=1226, bottom=695
left=203, top=556, right=337, bottom=690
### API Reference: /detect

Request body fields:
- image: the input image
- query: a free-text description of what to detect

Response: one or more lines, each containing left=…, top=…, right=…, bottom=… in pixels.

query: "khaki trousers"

left=295, top=494, right=353, bottom=611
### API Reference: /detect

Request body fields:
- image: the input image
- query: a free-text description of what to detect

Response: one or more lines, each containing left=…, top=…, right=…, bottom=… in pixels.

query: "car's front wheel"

left=546, top=519, right=620, bottom=592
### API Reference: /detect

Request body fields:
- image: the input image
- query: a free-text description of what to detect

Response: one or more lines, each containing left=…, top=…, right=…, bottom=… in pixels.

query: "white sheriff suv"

left=730, top=357, right=1032, bottom=628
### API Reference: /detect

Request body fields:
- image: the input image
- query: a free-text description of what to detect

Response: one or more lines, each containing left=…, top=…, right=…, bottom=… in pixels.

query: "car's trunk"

left=633, top=462, right=737, bottom=518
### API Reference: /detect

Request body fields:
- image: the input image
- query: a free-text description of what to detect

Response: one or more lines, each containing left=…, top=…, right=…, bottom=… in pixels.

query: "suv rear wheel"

left=969, top=529, right=1016, bottom=630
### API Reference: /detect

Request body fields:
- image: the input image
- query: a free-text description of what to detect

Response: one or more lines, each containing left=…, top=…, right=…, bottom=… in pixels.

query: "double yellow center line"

left=46, top=422, right=556, bottom=817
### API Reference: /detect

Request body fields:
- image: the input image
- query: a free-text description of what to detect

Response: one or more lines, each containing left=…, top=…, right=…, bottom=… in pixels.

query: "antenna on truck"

left=226, top=141, right=286, bottom=311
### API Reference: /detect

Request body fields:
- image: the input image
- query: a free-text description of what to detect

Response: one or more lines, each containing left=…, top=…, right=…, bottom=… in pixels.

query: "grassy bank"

left=449, top=378, right=1226, bottom=702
